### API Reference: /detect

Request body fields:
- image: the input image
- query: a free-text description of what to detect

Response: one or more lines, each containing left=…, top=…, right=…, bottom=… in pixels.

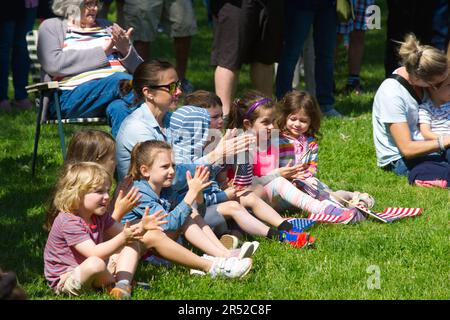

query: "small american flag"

left=307, top=213, right=348, bottom=224
left=375, top=207, right=423, bottom=223
left=353, top=203, right=423, bottom=223
left=233, top=164, right=253, bottom=188
left=286, top=218, right=316, bottom=232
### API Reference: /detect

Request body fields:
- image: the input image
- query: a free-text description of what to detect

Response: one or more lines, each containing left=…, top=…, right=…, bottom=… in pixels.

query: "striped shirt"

left=279, top=133, right=318, bottom=178
left=43, top=212, right=115, bottom=289
left=169, top=105, right=211, bottom=164
left=55, top=27, right=126, bottom=90
left=418, top=98, right=450, bottom=136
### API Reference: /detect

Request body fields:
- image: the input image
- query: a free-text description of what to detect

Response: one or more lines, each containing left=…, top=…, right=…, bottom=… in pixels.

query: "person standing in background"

left=210, top=0, right=284, bottom=126
left=336, top=0, right=374, bottom=95
left=384, top=0, right=438, bottom=78
left=275, top=0, right=340, bottom=117
left=0, top=0, right=38, bottom=111
left=123, top=0, right=198, bottom=93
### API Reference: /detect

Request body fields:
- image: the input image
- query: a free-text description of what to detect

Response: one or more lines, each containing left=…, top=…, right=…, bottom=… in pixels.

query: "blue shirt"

left=121, top=179, right=192, bottom=232
left=115, top=103, right=172, bottom=181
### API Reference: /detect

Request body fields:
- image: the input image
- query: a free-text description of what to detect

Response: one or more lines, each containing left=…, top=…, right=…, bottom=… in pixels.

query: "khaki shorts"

left=55, top=256, right=119, bottom=296
left=124, top=0, right=198, bottom=42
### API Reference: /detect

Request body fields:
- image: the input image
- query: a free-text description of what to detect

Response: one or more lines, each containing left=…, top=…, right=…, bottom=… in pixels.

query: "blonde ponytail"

left=398, top=33, right=448, bottom=82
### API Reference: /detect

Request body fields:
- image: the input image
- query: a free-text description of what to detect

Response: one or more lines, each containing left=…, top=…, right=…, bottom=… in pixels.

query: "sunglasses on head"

left=149, top=80, right=182, bottom=95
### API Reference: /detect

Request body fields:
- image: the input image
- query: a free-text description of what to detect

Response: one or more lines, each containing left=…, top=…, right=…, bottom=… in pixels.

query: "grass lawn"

left=0, top=0, right=448, bottom=300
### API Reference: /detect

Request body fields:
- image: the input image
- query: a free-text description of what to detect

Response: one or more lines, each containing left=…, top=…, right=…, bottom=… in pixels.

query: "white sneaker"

left=190, top=254, right=214, bottom=276
left=190, top=269, right=206, bottom=276
left=208, top=257, right=252, bottom=279
left=250, top=241, right=260, bottom=255
left=220, top=234, right=239, bottom=249
left=237, top=242, right=255, bottom=259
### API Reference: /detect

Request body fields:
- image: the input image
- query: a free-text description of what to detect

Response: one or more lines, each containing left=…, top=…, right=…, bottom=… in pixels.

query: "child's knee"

left=217, top=201, right=242, bottom=216
left=84, top=256, right=107, bottom=274
left=142, top=229, right=167, bottom=248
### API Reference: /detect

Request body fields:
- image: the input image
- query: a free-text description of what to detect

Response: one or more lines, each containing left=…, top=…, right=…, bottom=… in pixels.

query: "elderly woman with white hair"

left=37, top=0, right=143, bottom=136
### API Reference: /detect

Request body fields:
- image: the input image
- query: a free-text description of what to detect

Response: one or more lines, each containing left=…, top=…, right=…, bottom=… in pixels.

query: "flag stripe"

left=377, top=207, right=422, bottom=221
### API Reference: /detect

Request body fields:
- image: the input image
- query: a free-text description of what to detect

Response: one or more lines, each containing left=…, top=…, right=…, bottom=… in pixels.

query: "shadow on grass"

left=0, top=153, right=57, bottom=293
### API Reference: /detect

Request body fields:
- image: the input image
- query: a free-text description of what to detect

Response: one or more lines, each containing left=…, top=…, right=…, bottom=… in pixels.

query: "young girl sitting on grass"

left=275, top=90, right=374, bottom=220
left=417, top=73, right=450, bottom=187
left=123, top=140, right=256, bottom=261
left=43, top=162, right=167, bottom=300
left=170, top=101, right=312, bottom=247
left=228, top=90, right=363, bottom=224
left=61, top=129, right=254, bottom=279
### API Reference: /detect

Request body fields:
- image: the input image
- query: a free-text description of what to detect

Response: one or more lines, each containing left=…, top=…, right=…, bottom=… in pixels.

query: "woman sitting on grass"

left=372, top=33, right=450, bottom=188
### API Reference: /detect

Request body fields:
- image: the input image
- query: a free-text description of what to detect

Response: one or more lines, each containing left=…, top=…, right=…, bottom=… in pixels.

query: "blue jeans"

left=54, top=72, right=136, bottom=137
left=275, top=0, right=337, bottom=111
left=386, top=154, right=450, bottom=185
left=0, top=8, right=37, bottom=101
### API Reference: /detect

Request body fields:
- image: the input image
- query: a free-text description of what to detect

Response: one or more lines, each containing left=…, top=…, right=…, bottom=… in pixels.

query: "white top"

left=418, top=98, right=450, bottom=136
left=372, top=75, right=424, bottom=167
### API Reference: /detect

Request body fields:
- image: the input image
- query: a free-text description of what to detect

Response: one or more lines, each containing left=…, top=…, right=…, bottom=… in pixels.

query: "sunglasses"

left=149, top=80, right=182, bottom=95
left=426, top=71, right=450, bottom=91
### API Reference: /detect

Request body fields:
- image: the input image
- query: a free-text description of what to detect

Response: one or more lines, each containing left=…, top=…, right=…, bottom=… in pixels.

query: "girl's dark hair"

left=66, top=129, right=115, bottom=165
left=119, top=59, right=175, bottom=104
left=227, top=90, right=274, bottom=129
left=45, top=129, right=116, bottom=232
left=184, top=90, right=223, bottom=109
left=128, top=140, right=172, bottom=180
left=276, top=90, right=321, bottom=138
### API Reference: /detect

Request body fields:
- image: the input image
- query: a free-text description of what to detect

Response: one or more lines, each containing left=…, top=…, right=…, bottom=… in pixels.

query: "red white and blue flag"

left=307, top=212, right=349, bottom=224
left=233, top=163, right=253, bottom=188
left=286, top=218, right=316, bottom=232
left=374, top=207, right=423, bottom=222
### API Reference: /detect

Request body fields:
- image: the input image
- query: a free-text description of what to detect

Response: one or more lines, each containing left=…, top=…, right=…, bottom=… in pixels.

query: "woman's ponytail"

left=398, top=33, right=448, bottom=82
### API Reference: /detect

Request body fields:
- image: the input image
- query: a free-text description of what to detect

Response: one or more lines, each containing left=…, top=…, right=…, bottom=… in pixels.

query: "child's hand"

left=186, top=165, right=213, bottom=194
left=278, top=160, right=304, bottom=179
left=122, top=220, right=143, bottom=243
left=291, top=164, right=310, bottom=180
left=224, top=186, right=237, bottom=200
left=210, top=130, right=256, bottom=163
left=113, top=187, right=142, bottom=220
left=141, top=207, right=168, bottom=232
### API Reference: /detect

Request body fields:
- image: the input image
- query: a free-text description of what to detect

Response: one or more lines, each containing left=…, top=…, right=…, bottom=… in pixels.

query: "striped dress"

left=55, top=26, right=127, bottom=90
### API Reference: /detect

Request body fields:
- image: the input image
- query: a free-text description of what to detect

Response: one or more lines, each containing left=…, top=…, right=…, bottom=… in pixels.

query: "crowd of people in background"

left=1, top=0, right=450, bottom=300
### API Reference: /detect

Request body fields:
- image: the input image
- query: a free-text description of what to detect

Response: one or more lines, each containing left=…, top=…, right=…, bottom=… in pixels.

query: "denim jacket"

left=121, top=179, right=192, bottom=232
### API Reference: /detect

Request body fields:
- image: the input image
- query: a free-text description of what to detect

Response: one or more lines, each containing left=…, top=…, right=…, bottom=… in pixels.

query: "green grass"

left=0, top=1, right=449, bottom=300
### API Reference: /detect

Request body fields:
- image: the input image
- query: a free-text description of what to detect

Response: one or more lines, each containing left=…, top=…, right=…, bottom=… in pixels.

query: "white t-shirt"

left=372, top=76, right=424, bottom=167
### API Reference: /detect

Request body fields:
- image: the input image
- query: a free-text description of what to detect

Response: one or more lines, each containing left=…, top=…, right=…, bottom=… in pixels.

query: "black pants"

left=384, top=0, right=438, bottom=78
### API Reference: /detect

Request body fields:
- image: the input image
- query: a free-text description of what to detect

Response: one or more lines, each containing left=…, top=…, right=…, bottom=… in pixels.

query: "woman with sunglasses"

left=115, top=60, right=254, bottom=183
left=37, top=0, right=142, bottom=136
left=372, top=33, right=450, bottom=188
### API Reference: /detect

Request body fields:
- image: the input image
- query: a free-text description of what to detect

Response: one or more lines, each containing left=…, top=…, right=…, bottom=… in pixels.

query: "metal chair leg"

left=31, top=97, right=44, bottom=177
left=53, top=91, right=66, bottom=160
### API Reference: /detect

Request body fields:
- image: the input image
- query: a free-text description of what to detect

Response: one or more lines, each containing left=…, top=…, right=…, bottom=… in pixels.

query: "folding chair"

left=25, top=30, right=107, bottom=176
